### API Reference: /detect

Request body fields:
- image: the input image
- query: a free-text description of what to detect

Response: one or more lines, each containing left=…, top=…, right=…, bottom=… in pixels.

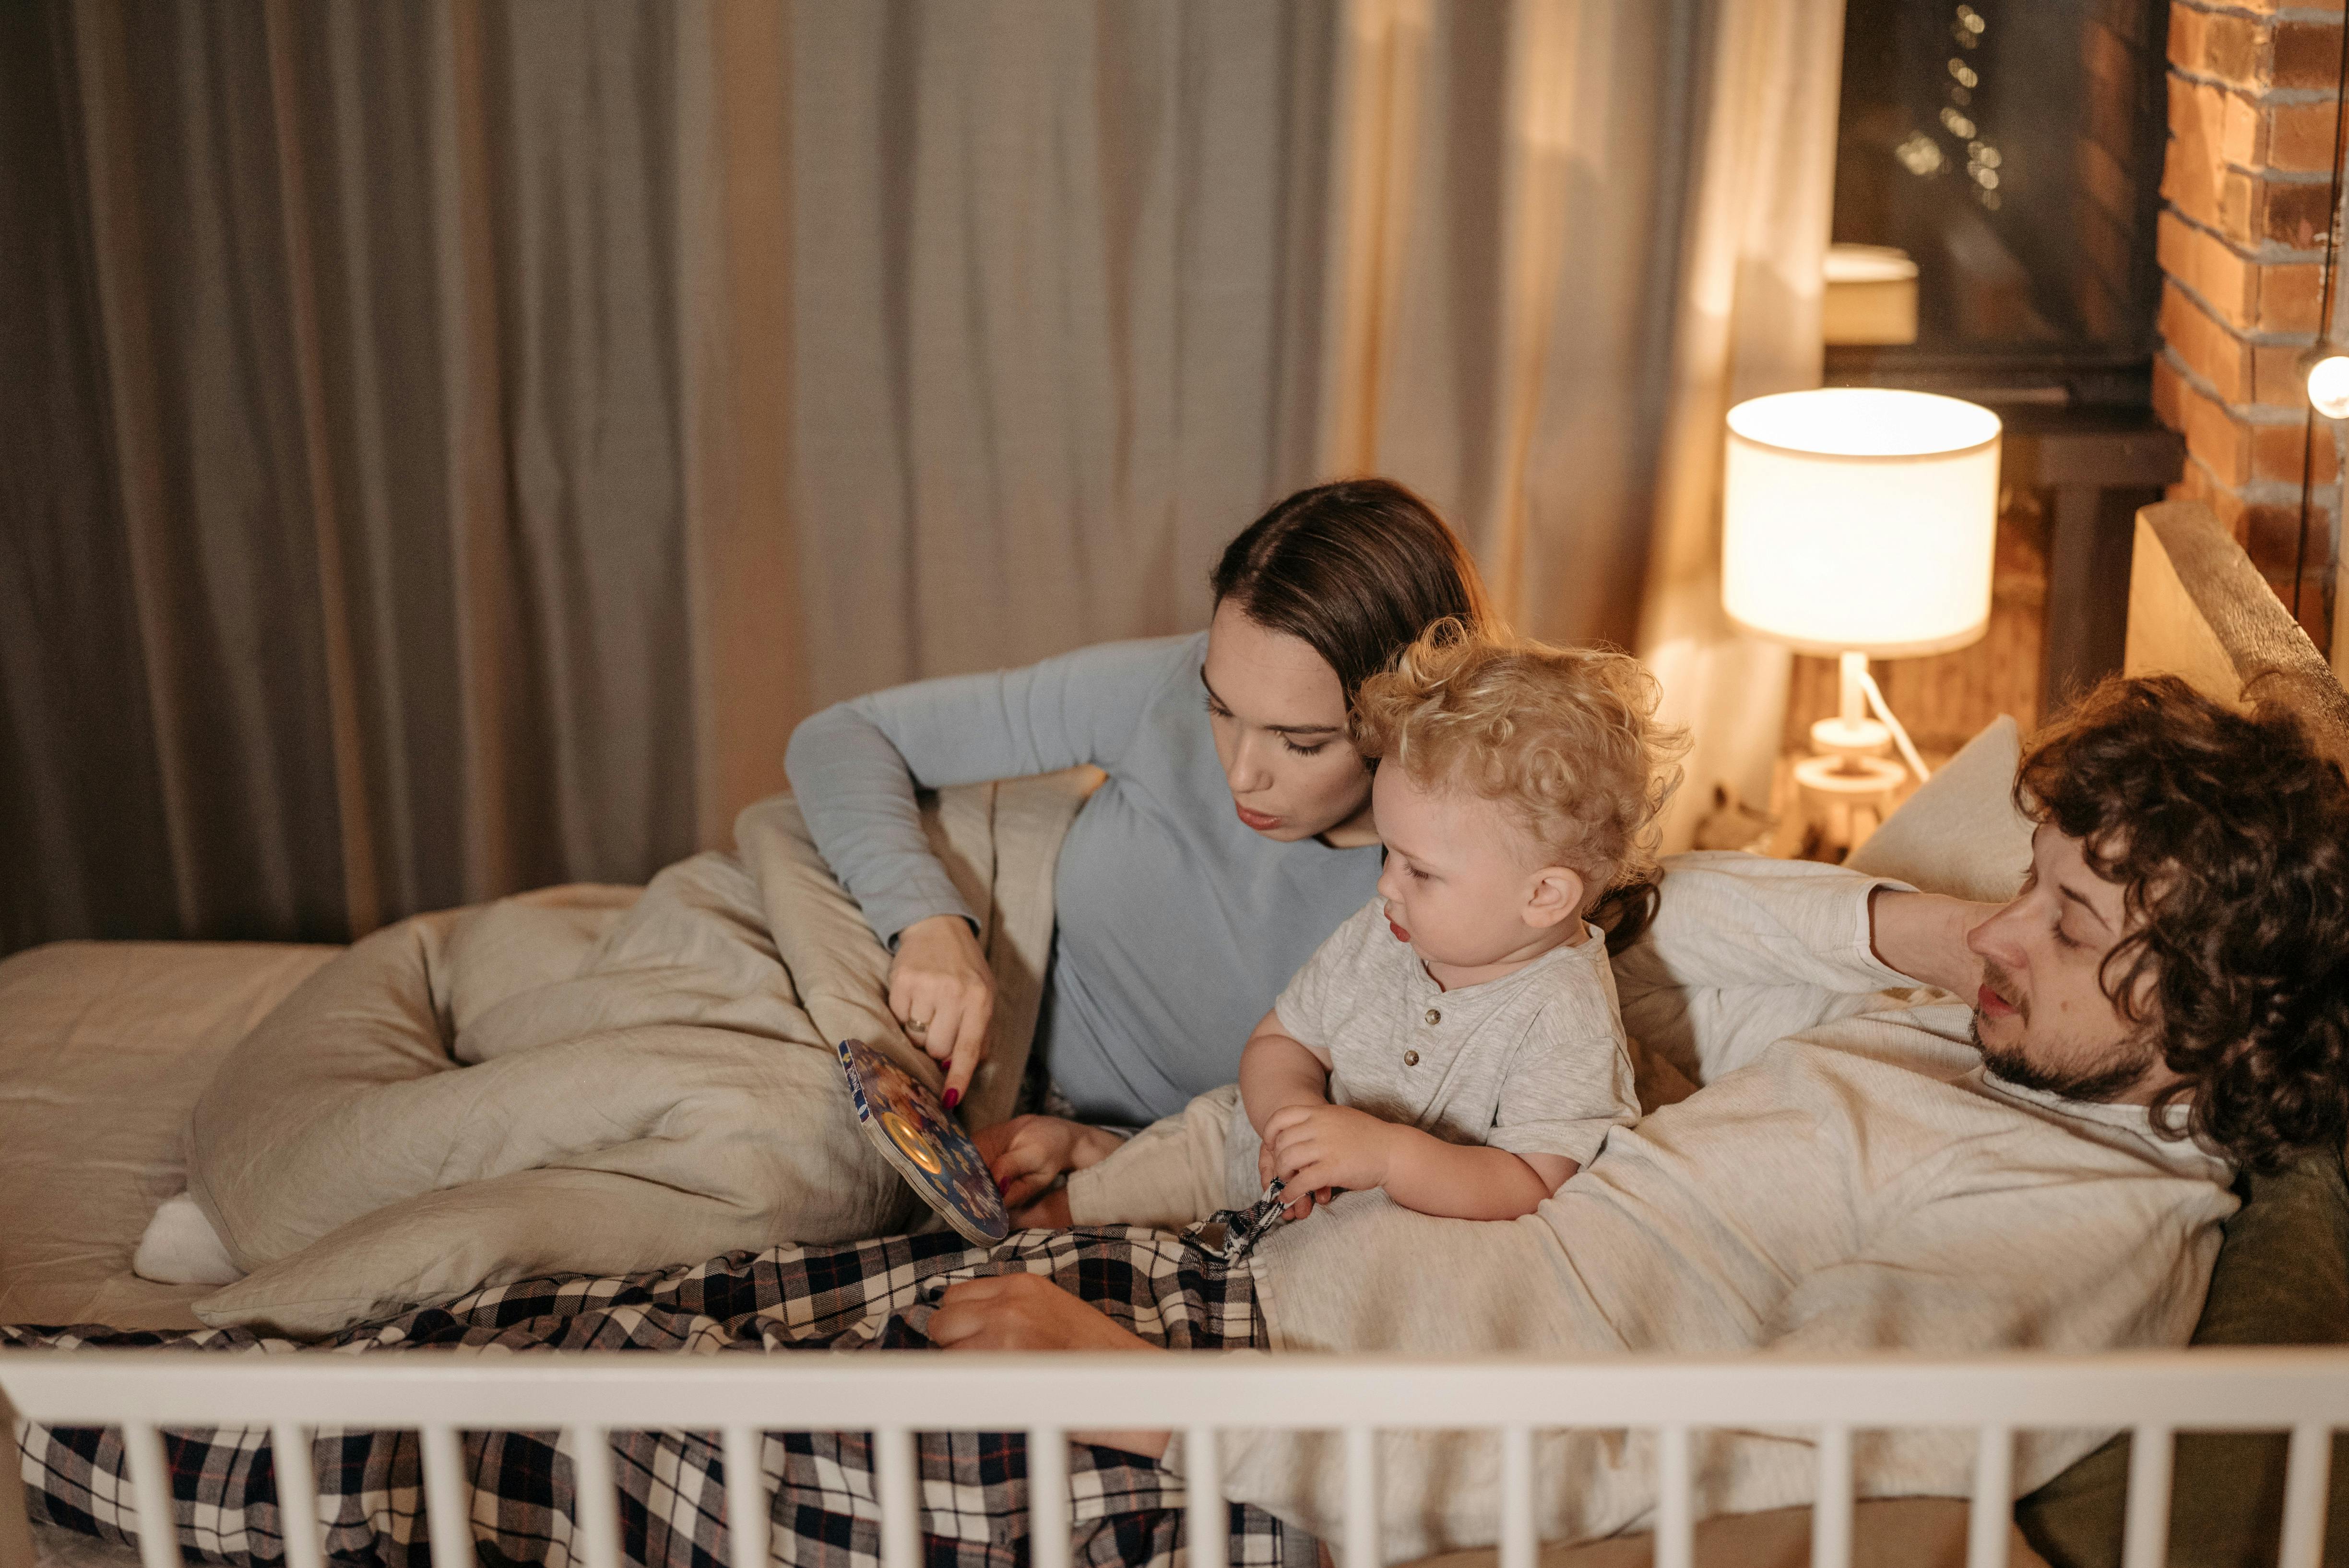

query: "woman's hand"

left=975, top=1115, right=1125, bottom=1212
left=1263, top=1103, right=1396, bottom=1217
left=891, top=914, right=996, bottom=1105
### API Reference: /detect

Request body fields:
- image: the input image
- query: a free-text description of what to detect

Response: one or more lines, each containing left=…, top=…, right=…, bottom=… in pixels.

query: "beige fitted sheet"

left=0, top=939, right=340, bottom=1331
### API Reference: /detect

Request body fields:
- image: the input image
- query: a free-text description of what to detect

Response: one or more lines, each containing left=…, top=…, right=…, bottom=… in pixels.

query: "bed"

left=3, top=499, right=2346, bottom=1568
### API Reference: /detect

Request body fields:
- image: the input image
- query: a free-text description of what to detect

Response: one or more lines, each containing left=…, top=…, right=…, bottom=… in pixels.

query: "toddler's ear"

left=1524, top=866, right=1586, bottom=929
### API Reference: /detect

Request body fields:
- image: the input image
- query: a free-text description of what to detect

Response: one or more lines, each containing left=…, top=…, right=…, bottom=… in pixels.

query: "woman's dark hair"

left=2016, top=674, right=2349, bottom=1172
left=1209, top=478, right=1492, bottom=702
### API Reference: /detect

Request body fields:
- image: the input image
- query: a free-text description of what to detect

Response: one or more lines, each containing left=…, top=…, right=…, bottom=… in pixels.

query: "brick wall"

left=2155, top=0, right=2344, bottom=652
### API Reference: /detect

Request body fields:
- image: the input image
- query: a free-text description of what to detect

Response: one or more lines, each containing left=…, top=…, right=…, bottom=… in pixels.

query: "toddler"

left=1043, top=624, right=1685, bottom=1230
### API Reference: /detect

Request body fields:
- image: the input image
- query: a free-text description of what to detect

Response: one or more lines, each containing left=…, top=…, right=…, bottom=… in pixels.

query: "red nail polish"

left=942, top=1088, right=960, bottom=1109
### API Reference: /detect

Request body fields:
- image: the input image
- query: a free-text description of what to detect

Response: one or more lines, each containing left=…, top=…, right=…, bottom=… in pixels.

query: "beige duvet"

left=1, top=777, right=1088, bottom=1341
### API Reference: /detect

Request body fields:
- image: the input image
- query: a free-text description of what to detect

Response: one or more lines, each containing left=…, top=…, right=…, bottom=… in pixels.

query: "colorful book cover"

left=835, top=1037, right=1010, bottom=1246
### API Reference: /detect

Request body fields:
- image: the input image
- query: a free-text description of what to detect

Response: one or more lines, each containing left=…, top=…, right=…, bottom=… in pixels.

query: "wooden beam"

left=2125, top=500, right=2349, bottom=771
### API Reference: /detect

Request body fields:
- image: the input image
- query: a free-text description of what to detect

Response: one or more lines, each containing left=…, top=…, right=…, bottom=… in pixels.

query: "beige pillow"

left=1845, top=715, right=2034, bottom=903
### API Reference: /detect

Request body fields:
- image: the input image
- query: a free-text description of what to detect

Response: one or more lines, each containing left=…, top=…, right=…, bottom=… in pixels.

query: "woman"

left=785, top=478, right=1491, bottom=1156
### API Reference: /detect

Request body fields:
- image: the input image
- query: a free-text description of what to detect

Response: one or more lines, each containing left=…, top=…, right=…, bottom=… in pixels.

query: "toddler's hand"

left=1258, top=1132, right=1328, bottom=1220
left=1262, top=1104, right=1396, bottom=1214
left=974, top=1114, right=1124, bottom=1212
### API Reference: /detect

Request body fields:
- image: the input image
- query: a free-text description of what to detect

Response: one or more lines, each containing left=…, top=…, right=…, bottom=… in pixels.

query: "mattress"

left=0, top=940, right=340, bottom=1330
left=0, top=938, right=342, bottom=1568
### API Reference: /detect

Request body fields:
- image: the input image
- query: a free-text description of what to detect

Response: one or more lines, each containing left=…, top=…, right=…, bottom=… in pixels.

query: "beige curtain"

left=1636, top=0, right=1847, bottom=846
left=1321, top=0, right=1844, bottom=844
left=1317, top=0, right=1693, bottom=651
left=2, top=0, right=1838, bottom=951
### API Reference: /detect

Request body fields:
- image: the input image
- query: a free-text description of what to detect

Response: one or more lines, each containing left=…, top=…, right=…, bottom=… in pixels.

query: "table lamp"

left=1721, top=387, right=2002, bottom=807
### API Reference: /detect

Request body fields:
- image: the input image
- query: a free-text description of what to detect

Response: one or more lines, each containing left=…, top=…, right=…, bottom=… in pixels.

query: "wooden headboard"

left=2124, top=499, right=2349, bottom=771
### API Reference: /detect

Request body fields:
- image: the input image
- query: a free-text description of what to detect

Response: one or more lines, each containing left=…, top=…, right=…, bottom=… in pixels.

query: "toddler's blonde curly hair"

left=1352, top=622, right=1687, bottom=911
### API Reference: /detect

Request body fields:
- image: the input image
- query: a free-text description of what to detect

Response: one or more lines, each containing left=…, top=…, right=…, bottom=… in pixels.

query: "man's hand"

left=929, top=1275, right=1172, bottom=1458
left=975, top=1115, right=1125, bottom=1211
left=1868, top=888, right=2000, bottom=997
left=1262, top=1103, right=1397, bottom=1217
left=890, top=915, right=996, bottom=1105
left=929, top=1274, right=1157, bottom=1352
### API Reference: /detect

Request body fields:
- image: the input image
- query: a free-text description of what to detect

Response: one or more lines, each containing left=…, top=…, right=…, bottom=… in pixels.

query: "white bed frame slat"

left=721, top=1425, right=769, bottom=1568
left=2280, top=1422, right=2335, bottom=1568
left=266, top=1422, right=322, bottom=1568
left=1810, top=1425, right=1852, bottom=1568
left=1498, top=1425, right=1535, bottom=1568
left=2121, top=1425, right=2174, bottom=1568
left=1965, top=1424, right=2012, bottom=1568
left=1654, top=1425, right=1693, bottom=1568
left=571, top=1426, right=623, bottom=1568
left=873, top=1425, right=920, bottom=1568
left=1184, top=1425, right=1225, bottom=1568
left=1030, top=1426, right=1072, bottom=1568
left=416, top=1423, right=470, bottom=1568
left=118, top=1421, right=180, bottom=1568
left=1342, top=1425, right=1378, bottom=1568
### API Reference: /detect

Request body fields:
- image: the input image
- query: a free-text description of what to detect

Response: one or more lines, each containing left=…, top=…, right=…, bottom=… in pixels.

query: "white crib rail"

left=5, top=1347, right=2347, bottom=1568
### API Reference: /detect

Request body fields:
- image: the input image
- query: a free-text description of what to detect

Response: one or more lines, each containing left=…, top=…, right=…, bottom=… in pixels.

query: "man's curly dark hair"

left=2015, top=674, right=2349, bottom=1172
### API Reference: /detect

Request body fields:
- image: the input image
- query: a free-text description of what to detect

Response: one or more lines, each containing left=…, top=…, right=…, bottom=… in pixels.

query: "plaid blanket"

left=6, top=1223, right=1317, bottom=1568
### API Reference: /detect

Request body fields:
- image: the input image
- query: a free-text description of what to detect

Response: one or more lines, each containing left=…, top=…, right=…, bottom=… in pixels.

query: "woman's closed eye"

left=1207, top=693, right=1329, bottom=757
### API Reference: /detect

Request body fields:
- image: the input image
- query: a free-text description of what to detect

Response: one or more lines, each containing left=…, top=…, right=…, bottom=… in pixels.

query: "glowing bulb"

left=2308, top=353, right=2349, bottom=418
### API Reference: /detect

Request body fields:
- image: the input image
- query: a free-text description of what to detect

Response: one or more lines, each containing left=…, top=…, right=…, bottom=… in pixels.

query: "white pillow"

left=131, top=1191, right=243, bottom=1286
left=1845, top=715, right=2034, bottom=903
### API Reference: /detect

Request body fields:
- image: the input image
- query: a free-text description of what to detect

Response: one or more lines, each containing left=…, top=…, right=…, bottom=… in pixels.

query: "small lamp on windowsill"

left=1722, top=388, right=2003, bottom=822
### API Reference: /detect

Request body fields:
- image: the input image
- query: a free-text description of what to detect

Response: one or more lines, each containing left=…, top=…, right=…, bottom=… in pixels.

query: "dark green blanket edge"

left=2017, top=1145, right=2349, bottom=1568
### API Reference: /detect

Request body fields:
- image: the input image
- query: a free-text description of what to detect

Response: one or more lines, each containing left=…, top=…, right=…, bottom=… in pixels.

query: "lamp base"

left=1793, top=748, right=1905, bottom=863
left=1792, top=752, right=1907, bottom=798
left=1809, top=713, right=1893, bottom=760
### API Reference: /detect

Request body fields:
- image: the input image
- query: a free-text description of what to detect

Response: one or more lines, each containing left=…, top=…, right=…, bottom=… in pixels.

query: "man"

left=935, top=675, right=2349, bottom=1556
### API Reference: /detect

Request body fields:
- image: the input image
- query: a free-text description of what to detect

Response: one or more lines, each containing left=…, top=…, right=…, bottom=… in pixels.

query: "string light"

left=2290, top=5, right=2349, bottom=625
left=2304, top=351, right=2349, bottom=420
left=1942, top=5, right=1996, bottom=209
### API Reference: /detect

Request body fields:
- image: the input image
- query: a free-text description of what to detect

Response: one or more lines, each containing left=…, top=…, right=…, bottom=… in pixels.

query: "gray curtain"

left=5, top=0, right=700, bottom=948
left=1, top=0, right=1837, bottom=955
left=789, top=1, right=1342, bottom=701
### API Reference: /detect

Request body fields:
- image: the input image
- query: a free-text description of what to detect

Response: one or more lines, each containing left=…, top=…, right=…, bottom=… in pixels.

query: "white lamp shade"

left=1722, top=388, right=2002, bottom=658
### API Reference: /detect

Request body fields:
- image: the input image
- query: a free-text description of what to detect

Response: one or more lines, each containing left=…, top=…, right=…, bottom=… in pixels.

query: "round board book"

left=834, top=1036, right=1011, bottom=1245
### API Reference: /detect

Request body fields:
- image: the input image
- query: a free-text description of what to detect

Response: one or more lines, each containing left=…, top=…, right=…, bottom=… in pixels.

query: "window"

left=1828, top=0, right=2170, bottom=405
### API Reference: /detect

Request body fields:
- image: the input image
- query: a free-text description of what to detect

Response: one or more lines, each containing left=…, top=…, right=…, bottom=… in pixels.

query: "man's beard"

left=1971, top=959, right=2159, bottom=1104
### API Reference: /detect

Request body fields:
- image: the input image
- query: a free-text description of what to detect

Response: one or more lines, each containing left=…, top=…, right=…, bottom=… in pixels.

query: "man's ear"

left=1524, top=866, right=1586, bottom=929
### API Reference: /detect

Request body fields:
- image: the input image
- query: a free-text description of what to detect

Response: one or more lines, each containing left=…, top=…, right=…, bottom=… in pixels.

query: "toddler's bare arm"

left=1381, top=1136, right=1576, bottom=1220
left=1262, top=1102, right=1578, bottom=1221
left=1237, top=1010, right=1332, bottom=1134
